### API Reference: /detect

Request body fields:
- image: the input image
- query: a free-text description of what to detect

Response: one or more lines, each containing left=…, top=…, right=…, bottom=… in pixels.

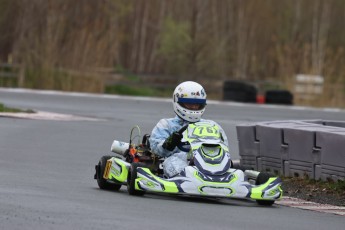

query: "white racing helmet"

left=173, top=81, right=207, bottom=122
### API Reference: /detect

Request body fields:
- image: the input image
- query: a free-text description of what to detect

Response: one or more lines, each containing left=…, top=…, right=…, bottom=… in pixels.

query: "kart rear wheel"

left=96, top=155, right=122, bottom=191
left=127, top=162, right=146, bottom=196
left=255, top=172, right=275, bottom=206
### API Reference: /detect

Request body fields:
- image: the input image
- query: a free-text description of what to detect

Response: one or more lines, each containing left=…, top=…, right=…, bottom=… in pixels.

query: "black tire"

left=127, top=162, right=146, bottom=196
left=223, top=80, right=257, bottom=103
left=265, top=90, right=293, bottom=105
left=96, top=155, right=122, bottom=191
left=255, top=172, right=275, bottom=206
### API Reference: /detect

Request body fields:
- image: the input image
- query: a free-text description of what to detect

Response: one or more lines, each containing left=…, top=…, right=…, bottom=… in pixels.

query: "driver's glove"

left=162, top=132, right=182, bottom=151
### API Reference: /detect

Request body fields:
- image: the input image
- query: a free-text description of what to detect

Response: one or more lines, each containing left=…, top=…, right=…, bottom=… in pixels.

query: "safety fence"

left=237, top=120, right=345, bottom=182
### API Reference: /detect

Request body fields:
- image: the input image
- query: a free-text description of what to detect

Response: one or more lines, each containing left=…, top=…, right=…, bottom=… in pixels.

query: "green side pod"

left=108, top=158, right=129, bottom=183
left=136, top=168, right=179, bottom=193
left=250, top=177, right=282, bottom=200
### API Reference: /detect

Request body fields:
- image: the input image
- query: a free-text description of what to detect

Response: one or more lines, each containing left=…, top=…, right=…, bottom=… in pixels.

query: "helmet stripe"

left=177, top=98, right=206, bottom=104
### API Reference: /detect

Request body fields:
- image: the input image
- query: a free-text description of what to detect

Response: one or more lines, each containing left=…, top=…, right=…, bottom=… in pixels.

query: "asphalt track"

left=0, top=88, right=344, bottom=230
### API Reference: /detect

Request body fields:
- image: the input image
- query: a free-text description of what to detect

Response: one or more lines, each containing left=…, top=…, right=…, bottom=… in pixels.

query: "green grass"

left=0, top=102, right=34, bottom=113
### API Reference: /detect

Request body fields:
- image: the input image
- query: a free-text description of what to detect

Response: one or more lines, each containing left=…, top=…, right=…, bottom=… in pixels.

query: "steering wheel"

left=176, top=125, right=190, bottom=152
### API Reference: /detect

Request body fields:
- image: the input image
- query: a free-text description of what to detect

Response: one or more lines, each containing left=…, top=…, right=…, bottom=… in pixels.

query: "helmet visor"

left=178, top=98, right=206, bottom=110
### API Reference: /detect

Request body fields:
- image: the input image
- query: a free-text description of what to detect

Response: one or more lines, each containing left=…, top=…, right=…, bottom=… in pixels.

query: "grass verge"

left=0, top=102, right=34, bottom=113
left=283, top=177, right=345, bottom=195
left=282, top=177, right=345, bottom=206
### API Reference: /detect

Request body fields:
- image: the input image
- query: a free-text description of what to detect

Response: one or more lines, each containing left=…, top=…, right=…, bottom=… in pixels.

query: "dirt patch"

left=282, top=177, right=345, bottom=207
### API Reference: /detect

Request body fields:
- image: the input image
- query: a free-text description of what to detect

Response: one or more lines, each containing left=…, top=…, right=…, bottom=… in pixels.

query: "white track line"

left=0, top=111, right=102, bottom=121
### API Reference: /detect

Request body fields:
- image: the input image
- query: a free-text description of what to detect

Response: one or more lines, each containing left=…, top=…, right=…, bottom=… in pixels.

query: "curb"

left=277, top=196, right=345, bottom=216
left=0, top=111, right=102, bottom=121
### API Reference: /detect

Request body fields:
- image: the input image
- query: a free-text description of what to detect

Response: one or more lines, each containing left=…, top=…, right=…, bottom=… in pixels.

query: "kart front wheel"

left=255, top=172, right=275, bottom=206
left=95, top=155, right=122, bottom=191
left=127, top=163, right=146, bottom=196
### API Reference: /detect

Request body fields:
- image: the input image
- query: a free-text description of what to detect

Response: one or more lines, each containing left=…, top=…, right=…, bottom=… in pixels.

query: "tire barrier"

left=236, top=120, right=345, bottom=182
left=223, top=80, right=257, bottom=103
left=265, top=90, right=293, bottom=105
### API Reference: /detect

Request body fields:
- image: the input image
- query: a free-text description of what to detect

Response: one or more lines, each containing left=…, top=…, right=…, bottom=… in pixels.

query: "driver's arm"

left=149, top=119, right=176, bottom=157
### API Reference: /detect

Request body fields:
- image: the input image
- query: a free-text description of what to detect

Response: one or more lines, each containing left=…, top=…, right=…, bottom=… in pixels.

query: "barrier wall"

left=236, top=120, right=345, bottom=181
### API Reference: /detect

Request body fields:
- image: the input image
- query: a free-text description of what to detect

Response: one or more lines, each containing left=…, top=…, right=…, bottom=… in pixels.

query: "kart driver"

left=149, top=81, right=229, bottom=177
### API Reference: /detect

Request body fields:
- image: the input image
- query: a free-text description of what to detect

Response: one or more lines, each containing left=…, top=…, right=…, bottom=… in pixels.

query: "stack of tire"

left=265, top=90, right=293, bottom=105
left=223, top=80, right=257, bottom=103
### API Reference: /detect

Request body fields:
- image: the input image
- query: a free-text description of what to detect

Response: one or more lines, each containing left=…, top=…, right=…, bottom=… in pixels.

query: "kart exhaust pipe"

left=244, top=170, right=260, bottom=180
left=103, top=159, right=112, bottom=179
left=244, top=170, right=260, bottom=185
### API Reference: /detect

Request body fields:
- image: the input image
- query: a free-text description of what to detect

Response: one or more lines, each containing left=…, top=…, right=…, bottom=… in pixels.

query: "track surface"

left=1, top=88, right=344, bottom=230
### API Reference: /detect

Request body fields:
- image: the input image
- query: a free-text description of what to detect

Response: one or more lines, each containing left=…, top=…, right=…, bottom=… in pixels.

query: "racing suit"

left=149, top=116, right=230, bottom=177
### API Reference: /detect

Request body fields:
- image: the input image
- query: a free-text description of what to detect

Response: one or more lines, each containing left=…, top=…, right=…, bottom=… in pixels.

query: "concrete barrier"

left=237, top=120, right=345, bottom=181
left=315, top=130, right=345, bottom=181
left=236, top=124, right=259, bottom=170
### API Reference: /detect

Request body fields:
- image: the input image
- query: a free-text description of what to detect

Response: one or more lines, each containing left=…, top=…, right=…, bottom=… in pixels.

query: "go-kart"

left=94, top=121, right=282, bottom=206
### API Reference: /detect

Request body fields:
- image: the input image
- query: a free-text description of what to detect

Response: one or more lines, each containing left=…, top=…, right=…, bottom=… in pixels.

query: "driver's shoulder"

left=156, top=117, right=181, bottom=129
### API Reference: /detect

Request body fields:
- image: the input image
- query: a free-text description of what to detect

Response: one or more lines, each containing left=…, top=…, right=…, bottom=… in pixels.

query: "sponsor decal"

left=177, top=109, right=186, bottom=116
left=111, top=166, right=121, bottom=177
left=268, top=188, right=281, bottom=196
left=143, top=180, right=156, bottom=188
left=118, top=142, right=126, bottom=147
left=191, top=91, right=200, bottom=96
left=140, top=178, right=162, bottom=190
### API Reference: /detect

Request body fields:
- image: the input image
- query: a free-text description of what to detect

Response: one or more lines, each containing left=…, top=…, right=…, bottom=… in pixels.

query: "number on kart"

left=192, top=126, right=220, bottom=138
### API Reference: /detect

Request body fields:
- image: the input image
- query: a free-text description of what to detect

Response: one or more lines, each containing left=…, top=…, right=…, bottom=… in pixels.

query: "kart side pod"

left=104, top=157, right=131, bottom=183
